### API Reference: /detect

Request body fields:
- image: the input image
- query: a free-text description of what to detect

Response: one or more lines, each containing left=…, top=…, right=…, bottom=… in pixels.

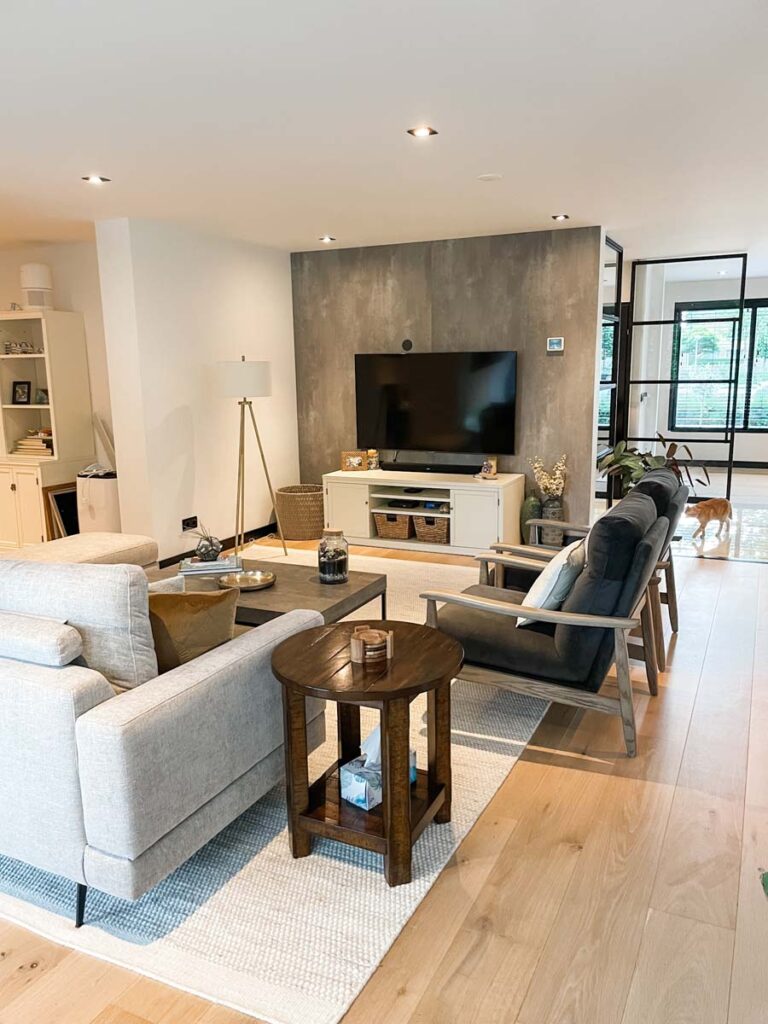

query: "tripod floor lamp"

left=216, top=357, right=287, bottom=556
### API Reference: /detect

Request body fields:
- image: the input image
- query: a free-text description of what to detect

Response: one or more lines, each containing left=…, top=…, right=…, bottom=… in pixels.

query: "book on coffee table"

left=179, top=555, right=243, bottom=576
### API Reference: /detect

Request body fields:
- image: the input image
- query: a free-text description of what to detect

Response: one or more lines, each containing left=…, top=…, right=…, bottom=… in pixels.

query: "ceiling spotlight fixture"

left=82, top=175, right=111, bottom=185
left=551, top=213, right=570, bottom=221
left=477, top=173, right=503, bottom=182
left=718, top=270, right=727, bottom=276
left=407, top=125, right=438, bottom=138
left=319, top=235, right=336, bottom=244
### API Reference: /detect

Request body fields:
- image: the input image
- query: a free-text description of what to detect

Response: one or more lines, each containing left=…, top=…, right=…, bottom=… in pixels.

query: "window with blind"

left=669, top=299, right=768, bottom=432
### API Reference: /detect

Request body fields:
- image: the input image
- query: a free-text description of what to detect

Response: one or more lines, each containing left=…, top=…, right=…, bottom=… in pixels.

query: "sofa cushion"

left=0, top=561, right=157, bottom=689
left=0, top=610, right=83, bottom=667
left=0, top=533, right=158, bottom=568
left=517, top=539, right=585, bottom=627
left=149, top=589, right=238, bottom=672
left=437, top=585, right=591, bottom=684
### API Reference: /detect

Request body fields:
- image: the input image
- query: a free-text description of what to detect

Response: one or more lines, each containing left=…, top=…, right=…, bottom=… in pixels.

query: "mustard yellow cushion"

left=148, top=589, right=238, bottom=673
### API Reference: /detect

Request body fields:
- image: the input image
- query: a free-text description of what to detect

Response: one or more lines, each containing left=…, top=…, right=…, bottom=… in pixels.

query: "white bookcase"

left=0, top=311, right=94, bottom=548
left=322, top=469, right=524, bottom=555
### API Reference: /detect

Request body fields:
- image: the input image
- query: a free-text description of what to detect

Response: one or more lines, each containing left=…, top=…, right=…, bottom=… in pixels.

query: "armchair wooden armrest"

left=524, top=517, right=590, bottom=538
left=490, top=543, right=557, bottom=560
left=474, top=552, right=552, bottom=572
left=420, top=589, right=638, bottom=631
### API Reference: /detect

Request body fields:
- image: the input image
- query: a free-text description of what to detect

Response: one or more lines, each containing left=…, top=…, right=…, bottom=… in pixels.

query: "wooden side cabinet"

left=322, top=469, right=524, bottom=555
left=0, top=464, right=44, bottom=548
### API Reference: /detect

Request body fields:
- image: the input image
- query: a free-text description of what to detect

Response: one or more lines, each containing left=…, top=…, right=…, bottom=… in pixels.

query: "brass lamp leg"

left=234, top=400, right=247, bottom=555
left=246, top=400, right=288, bottom=556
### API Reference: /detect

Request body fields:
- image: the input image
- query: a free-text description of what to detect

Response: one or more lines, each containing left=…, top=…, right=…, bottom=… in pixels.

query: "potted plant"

left=190, top=523, right=224, bottom=562
left=598, top=434, right=710, bottom=496
left=528, top=454, right=567, bottom=545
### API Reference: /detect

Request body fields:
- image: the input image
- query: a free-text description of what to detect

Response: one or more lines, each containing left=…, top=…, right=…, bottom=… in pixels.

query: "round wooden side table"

left=271, top=620, right=464, bottom=886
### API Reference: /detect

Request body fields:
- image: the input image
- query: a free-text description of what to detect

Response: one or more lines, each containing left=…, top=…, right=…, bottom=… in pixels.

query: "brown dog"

left=685, top=498, right=733, bottom=539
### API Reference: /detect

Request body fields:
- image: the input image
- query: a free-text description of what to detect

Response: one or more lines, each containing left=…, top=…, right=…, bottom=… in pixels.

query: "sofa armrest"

left=76, top=609, right=324, bottom=861
left=0, top=659, right=113, bottom=882
left=421, top=590, right=638, bottom=630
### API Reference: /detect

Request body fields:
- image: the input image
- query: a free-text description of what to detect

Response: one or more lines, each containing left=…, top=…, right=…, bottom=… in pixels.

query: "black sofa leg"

left=75, top=883, right=87, bottom=928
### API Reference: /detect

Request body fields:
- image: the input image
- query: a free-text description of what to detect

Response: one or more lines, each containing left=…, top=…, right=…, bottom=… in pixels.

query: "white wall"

left=0, top=241, right=112, bottom=455
left=96, top=219, right=300, bottom=560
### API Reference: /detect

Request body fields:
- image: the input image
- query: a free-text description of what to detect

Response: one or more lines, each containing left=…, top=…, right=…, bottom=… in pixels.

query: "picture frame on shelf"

left=11, top=380, right=31, bottom=405
left=340, top=449, right=368, bottom=472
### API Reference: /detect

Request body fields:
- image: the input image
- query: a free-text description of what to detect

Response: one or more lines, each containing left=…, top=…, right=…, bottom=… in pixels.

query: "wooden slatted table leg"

left=381, top=697, right=412, bottom=886
left=337, top=703, right=361, bottom=763
left=282, top=688, right=312, bottom=858
left=428, top=682, right=452, bottom=823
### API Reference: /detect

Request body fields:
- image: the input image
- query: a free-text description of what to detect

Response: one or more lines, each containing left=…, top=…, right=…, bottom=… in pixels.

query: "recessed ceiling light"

left=477, top=173, right=503, bottom=182
left=718, top=270, right=727, bottom=276
left=407, top=126, right=438, bottom=138
left=82, top=175, right=111, bottom=185
left=319, top=235, right=336, bottom=244
left=551, top=213, right=570, bottom=221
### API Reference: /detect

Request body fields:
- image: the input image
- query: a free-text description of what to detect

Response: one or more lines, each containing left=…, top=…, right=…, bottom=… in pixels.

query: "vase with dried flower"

left=528, top=454, right=567, bottom=546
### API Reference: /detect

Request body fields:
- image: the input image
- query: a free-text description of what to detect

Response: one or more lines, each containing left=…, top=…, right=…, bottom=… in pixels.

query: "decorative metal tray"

left=218, top=570, right=276, bottom=591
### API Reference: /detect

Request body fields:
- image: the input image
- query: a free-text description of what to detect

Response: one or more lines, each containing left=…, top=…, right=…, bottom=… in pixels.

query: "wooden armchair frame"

left=473, top=549, right=659, bottom=697
left=493, top=515, right=679, bottom=669
left=422, top=589, right=641, bottom=757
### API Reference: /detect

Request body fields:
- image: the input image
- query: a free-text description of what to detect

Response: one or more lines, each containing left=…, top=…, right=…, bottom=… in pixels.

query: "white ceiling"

left=2, top=0, right=768, bottom=270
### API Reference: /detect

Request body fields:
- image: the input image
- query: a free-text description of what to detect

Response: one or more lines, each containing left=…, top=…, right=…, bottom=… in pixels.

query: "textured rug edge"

left=0, top=692, right=550, bottom=1024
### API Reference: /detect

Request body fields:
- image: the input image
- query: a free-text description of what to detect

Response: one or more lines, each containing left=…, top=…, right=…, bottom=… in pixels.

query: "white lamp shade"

left=216, top=360, right=272, bottom=398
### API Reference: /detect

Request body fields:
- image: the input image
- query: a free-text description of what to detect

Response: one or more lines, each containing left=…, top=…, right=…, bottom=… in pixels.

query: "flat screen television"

left=355, top=351, right=517, bottom=455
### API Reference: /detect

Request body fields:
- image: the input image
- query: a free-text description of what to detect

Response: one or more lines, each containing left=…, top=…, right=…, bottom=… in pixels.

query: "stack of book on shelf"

left=179, top=554, right=243, bottom=577
left=13, top=430, right=54, bottom=457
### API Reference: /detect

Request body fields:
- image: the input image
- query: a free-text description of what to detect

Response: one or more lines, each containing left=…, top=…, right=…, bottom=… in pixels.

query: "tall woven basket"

left=275, top=485, right=325, bottom=541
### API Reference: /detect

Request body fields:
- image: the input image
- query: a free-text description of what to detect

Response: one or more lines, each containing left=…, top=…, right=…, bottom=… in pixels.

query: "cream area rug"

left=0, top=551, right=548, bottom=1024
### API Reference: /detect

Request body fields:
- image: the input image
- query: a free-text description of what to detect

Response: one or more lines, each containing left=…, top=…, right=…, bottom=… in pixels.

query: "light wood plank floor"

left=1, top=541, right=766, bottom=1024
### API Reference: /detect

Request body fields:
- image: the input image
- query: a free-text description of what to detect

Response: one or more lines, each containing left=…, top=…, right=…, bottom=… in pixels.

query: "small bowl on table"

left=217, top=569, right=276, bottom=592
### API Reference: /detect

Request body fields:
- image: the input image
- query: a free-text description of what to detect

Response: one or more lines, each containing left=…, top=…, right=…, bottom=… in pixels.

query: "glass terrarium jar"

left=318, top=528, right=349, bottom=584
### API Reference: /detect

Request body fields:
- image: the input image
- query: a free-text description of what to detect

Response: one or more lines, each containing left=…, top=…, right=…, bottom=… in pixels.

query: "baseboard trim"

left=159, top=522, right=278, bottom=569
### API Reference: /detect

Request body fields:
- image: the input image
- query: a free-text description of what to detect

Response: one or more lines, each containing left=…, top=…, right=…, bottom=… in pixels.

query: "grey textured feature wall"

left=291, top=227, right=602, bottom=523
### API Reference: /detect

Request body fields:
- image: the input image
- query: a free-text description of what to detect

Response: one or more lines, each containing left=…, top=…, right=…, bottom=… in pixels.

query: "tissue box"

left=340, top=750, right=418, bottom=811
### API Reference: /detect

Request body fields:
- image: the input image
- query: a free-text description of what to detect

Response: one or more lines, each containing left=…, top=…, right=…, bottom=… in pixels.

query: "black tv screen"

left=355, top=351, right=517, bottom=455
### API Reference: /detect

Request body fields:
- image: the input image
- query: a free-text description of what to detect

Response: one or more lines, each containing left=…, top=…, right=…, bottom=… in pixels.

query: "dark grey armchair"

left=421, top=491, right=668, bottom=757
left=490, top=467, right=688, bottom=675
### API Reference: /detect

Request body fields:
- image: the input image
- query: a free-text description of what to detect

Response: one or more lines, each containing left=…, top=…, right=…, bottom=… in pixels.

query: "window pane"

left=598, top=387, right=611, bottom=427
left=672, top=381, right=733, bottom=429
left=600, top=321, right=615, bottom=381
left=672, top=304, right=751, bottom=430
left=749, top=306, right=768, bottom=429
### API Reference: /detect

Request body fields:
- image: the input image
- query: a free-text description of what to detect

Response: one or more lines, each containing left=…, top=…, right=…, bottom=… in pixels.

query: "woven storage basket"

left=373, top=511, right=414, bottom=540
left=275, top=485, right=324, bottom=541
left=413, top=515, right=450, bottom=544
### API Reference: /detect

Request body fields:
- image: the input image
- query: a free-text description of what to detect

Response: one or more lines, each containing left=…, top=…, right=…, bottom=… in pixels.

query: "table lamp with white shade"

left=216, top=355, right=287, bottom=555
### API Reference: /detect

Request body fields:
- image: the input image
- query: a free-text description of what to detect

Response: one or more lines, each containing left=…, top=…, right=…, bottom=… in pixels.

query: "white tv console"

left=322, top=469, right=525, bottom=555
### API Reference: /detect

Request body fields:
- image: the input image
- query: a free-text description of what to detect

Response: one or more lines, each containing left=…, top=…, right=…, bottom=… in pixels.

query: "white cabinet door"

left=0, top=466, right=19, bottom=548
left=325, top=481, right=371, bottom=538
left=13, top=466, right=45, bottom=546
left=452, top=489, right=499, bottom=549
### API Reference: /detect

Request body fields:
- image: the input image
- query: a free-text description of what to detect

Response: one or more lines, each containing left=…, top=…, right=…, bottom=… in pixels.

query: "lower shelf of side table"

left=299, top=760, right=445, bottom=855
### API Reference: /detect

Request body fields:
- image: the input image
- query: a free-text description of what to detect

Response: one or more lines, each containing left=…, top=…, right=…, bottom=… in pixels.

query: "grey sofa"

left=0, top=561, right=325, bottom=925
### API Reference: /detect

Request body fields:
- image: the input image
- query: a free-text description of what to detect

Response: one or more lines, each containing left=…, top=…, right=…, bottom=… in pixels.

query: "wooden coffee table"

left=271, top=620, right=464, bottom=886
left=149, top=558, right=386, bottom=626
